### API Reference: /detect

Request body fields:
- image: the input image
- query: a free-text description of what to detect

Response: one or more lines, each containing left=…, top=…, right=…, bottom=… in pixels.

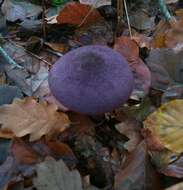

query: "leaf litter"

left=0, top=0, right=183, bottom=190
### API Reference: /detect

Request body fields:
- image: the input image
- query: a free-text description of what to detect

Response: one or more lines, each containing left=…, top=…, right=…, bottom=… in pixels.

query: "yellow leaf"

left=143, top=100, right=183, bottom=153
left=0, top=98, right=70, bottom=141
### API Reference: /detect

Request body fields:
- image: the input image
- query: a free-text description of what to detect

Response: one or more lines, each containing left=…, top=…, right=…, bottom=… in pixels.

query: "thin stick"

left=8, top=40, right=52, bottom=66
left=0, top=46, right=23, bottom=69
left=42, top=0, right=47, bottom=39
left=78, top=0, right=99, bottom=28
left=123, top=0, right=132, bottom=38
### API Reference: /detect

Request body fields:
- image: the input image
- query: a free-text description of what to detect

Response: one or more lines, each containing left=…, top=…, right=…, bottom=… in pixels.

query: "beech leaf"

left=143, top=99, right=183, bottom=153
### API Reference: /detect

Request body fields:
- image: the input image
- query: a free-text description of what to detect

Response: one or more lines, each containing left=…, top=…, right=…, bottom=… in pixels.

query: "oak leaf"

left=0, top=98, right=70, bottom=141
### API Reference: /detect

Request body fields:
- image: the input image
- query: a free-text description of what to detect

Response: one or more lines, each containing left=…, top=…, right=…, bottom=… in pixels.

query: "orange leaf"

left=56, top=2, right=103, bottom=27
left=12, top=138, right=41, bottom=165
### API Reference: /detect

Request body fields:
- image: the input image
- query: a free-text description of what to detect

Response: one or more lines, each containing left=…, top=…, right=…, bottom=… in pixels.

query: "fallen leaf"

left=59, top=112, right=95, bottom=142
left=0, top=139, right=12, bottom=165
left=79, top=0, right=111, bottom=8
left=46, top=141, right=77, bottom=165
left=161, top=84, right=183, bottom=103
left=74, top=20, right=113, bottom=45
left=166, top=182, right=183, bottom=190
left=150, top=149, right=180, bottom=169
left=129, top=11, right=155, bottom=31
left=132, top=33, right=152, bottom=49
left=143, top=99, right=183, bottom=153
left=0, top=156, right=16, bottom=189
left=114, top=36, right=139, bottom=63
left=11, top=138, right=41, bottom=165
left=44, top=42, right=69, bottom=53
left=56, top=2, right=103, bottom=27
left=1, top=0, right=42, bottom=22
left=0, top=98, right=70, bottom=141
left=114, top=36, right=151, bottom=98
left=114, top=141, right=161, bottom=190
left=0, top=85, right=23, bottom=106
left=115, top=119, right=142, bottom=152
left=33, top=157, right=83, bottom=190
left=159, top=154, right=183, bottom=178
left=146, top=48, right=183, bottom=91
left=152, top=20, right=169, bottom=48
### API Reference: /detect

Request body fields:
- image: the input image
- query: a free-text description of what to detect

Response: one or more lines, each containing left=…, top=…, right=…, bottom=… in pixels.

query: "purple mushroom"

left=48, top=45, right=134, bottom=115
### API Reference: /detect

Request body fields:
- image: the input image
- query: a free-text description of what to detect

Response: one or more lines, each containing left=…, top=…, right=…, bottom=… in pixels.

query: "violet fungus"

left=48, top=45, right=134, bottom=115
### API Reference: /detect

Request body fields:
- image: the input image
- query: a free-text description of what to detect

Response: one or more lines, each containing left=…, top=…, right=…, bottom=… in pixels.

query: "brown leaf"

left=44, top=42, right=69, bottom=54
left=115, top=119, right=142, bottom=152
left=146, top=48, right=183, bottom=91
left=0, top=98, right=70, bottom=141
left=46, top=141, right=77, bottom=165
left=114, top=36, right=139, bottom=63
left=11, top=138, right=41, bottom=165
left=114, top=36, right=151, bottom=98
left=159, top=155, right=183, bottom=178
left=33, top=157, right=83, bottom=190
left=114, top=141, right=161, bottom=190
left=59, top=112, right=95, bottom=142
left=73, top=20, right=113, bottom=46
left=56, top=2, right=103, bottom=27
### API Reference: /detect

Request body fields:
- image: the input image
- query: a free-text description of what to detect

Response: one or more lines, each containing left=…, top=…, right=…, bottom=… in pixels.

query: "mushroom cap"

left=48, top=45, right=134, bottom=115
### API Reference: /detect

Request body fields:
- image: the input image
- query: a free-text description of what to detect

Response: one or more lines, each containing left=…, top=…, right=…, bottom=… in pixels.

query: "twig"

left=117, top=0, right=123, bottom=26
left=78, top=0, right=99, bottom=27
left=42, top=0, right=47, bottom=39
left=0, top=46, right=23, bottom=69
left=123, top=0, right=132, bottom=38
left=8, top=40, right=52, bottom=66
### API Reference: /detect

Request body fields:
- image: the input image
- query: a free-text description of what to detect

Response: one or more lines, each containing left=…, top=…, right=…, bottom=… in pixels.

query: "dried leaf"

left=115, top=120, right=142, bottom=152
left=114, top=36, right=151, bottom=98
left=0, top=98, right=70, bottom=141
left=114, top=36, right=139, bottom=63
left=56, top=2, right=103, bottom=27
left=161, top=84, right=183, bottom=103
left=146, top=48, right=183, bottom=91
left=33, top=157, right=83, bottom=190
left=74, top=20, right=113, bottom=45
left=0, top=85, right=23, bottom=106
left=143, top=99, right=183, bottom=153
left=166, top=182, right=183, bottom=190
left=114, top=141, right=161, bottom=190
left=159, top=154, right=183, bottom=178
left=11, top=138, right=41, bottom=165
left=44, top=42, right=69, bottom=53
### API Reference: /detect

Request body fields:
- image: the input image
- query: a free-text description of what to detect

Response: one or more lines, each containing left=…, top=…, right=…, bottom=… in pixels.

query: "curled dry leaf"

left=0, top=98, right=70, bottom=141
left=143, top=99, right=183, bottom=153
left=56, top=2, right=103, bottom=27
